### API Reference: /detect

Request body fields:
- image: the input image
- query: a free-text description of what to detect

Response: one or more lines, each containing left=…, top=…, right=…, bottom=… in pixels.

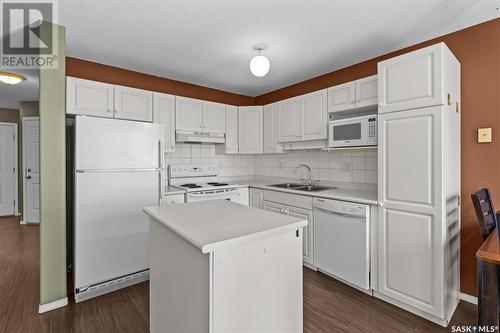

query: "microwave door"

left=332, top=122, right=364, bottom=147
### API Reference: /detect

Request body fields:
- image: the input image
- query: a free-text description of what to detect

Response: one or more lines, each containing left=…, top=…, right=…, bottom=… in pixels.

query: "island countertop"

left=144, top=200, right=308, bottom=253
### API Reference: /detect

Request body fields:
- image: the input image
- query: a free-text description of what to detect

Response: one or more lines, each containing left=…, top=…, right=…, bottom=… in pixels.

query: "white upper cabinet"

left=238, top=106, right=263, bottom=154
left=153, top=92, right=175, bottom=153
left=300, top=89, right=328, bottom=141
left=328, top=76, right=378, bottom=113
left=263, top=103, right=283, bottom=153
left=67, top=77, right=114, bottom=118
left=277, top=97, right=300, bottom=142
left=202, top=101, right=226, bottom=134
left=327, top=81, right=355, bottom=112
left=225, top=105, right=238, bottom=154
left=355, top=75, right=378, bottom=108
left=175, top=97, right=203, bottom=132
left=378, top=43, right=446, bottom=113
left=114, top=85, right=153, bottom=122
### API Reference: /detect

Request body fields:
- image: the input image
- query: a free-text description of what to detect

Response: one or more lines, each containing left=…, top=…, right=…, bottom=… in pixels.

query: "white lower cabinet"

left=262, top=191, right=314, bottom=266
left=163, top=193, right=185, bottom=205
left=234, top=187, right=249, bottom=206
left=249, top=188, right=263, bottom=208
left=287, top=206, right=314, bottom=266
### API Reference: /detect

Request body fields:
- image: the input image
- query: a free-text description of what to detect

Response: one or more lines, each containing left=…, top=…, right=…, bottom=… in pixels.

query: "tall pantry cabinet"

left=376, top=43, right=460, bottom=326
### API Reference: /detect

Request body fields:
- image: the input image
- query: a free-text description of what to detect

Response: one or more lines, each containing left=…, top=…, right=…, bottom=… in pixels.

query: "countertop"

left=224, top=179, right=378, bottom=205
left=164, top=186, right=185, bottom=195
left=144, top=200, right=308, bottom=253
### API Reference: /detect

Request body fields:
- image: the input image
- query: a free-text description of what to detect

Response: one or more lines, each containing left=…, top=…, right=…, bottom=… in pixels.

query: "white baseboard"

left=459, top=292, right=478, bottom=305
left=38, top=297, right=68, bottom=313
left=19, top=220, right=26, bottom=225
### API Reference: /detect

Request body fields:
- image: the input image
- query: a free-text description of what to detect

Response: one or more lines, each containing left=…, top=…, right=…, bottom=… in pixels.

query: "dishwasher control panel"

left=313, top=198, right=368, bottom=217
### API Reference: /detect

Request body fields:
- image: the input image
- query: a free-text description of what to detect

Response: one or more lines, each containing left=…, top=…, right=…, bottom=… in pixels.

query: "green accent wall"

left=39, top=22, right=67, bottom=305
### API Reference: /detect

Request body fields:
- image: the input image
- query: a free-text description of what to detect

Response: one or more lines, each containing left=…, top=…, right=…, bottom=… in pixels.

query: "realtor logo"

left=1, top=0, right=58, bottom=68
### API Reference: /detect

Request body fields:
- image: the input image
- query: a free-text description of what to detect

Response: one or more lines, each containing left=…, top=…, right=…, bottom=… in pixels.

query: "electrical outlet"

left=478, top=128, right=492, bottom=143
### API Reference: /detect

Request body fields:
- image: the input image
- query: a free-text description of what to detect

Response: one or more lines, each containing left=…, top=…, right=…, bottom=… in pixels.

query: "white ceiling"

left=0, top=69, right=38, bottom=109
left=60, top=0, right=499, bottom=97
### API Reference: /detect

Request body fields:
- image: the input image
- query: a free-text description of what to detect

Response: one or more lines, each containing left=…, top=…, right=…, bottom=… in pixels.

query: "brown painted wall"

left=66, top=58, right=255, bottom=106
left=255, top=18, right=500, bottom=296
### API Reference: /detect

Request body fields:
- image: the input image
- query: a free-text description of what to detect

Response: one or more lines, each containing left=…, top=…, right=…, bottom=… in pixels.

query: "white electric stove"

left=168, top=164, right=240, bottom=202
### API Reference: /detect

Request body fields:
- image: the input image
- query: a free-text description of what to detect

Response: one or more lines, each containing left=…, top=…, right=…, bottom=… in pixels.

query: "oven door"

left=329, top=119, right=367, bottom=147
left=186, top=188, right=239, bottom=202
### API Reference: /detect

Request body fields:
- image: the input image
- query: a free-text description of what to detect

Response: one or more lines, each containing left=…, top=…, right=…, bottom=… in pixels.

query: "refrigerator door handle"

left=158, top=140, right=162, bottom=170
left=158, top=171, right=162, bottom=203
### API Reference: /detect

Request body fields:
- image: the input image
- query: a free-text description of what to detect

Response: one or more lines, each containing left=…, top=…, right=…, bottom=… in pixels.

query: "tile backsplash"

left=254, top=150, right=377, bottom=184
left=165, top=144, right=377, bottom=184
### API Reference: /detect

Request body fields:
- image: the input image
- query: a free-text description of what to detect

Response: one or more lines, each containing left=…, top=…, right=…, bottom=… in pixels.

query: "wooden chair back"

left=471, top=188, right=498, bottom=241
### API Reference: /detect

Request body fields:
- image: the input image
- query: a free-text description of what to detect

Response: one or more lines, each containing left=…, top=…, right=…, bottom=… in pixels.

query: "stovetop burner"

left=180, top=183, right=202, bottom=188
left=206, top=182, right=229, bottom=186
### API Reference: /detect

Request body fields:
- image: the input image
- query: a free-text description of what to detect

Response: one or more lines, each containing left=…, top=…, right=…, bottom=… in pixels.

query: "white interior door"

left=23, top=118, right=40, bottom=224
left=0, top=124, right=16, bottom=216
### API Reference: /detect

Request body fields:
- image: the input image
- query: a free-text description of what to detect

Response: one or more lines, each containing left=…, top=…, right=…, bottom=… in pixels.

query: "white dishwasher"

left=313, top=197, right=370, bottom=291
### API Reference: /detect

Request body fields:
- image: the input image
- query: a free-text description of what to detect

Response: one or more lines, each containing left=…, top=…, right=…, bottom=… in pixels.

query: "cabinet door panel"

left=378, top=106, right=443, bottom=317
left=238, top=106, right=263, bottom=154
left=379, top=208, right=435, bottom=307
left=202, top=101, right=226, bottom=134
left=66, top=77, right=114, bottom=117
left=264, top=103, right=282, bottom=153
left=225, top=106, right=238, bottom=154
left=153, top=92, right=175, bottom=153
left=287, top=206, right=313, bottom=265
left=301, top=89, right=327, bottom=141
left=278, top=97, right=300, bottom=142
left=355, top=75, right=378, bottom=108
left=175, top=97, right=203, bottom=132
left=249, top=188, right=262, bottom=208
left=378, top=43, right=443, bottom=113
left=263, top=200, right=285, bottom=214
left=380, top=109, right=440, bottom=207
left=328, top=81, right=356, bottom=112
left=114, top=86, right=153, bottom=121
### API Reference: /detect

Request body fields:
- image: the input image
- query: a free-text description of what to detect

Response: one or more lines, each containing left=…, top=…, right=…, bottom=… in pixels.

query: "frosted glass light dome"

left=250, top=55, right=270, bottom=77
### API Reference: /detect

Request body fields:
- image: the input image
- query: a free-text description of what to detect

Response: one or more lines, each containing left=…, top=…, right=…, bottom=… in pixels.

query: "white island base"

left=145, top=200, right=307, bottom=333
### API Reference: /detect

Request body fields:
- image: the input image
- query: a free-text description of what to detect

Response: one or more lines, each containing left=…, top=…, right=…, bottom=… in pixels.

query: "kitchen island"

left=144, top=200, right=308, bottom=333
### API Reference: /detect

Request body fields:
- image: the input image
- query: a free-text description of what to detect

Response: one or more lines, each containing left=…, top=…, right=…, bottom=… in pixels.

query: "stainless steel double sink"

left=269, top=183, right=337, bottom=192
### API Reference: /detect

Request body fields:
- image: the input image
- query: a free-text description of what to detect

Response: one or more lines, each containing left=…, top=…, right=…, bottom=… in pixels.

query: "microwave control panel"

left=368, top=117, right=377, bottom=138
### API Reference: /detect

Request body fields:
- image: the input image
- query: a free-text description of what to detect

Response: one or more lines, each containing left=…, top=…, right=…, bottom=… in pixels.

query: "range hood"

left=176, top=130, right=225, bottom=144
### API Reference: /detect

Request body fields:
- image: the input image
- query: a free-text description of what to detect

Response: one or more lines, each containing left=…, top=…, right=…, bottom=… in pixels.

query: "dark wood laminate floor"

left=1, top=216, right=477, bottom=332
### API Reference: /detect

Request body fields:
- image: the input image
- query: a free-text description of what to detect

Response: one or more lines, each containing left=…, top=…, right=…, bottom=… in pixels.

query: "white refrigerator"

left=73, top=115, right=163, bottom=302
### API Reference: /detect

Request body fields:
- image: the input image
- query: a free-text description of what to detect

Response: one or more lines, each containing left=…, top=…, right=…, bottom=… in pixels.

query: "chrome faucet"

left=296, top=164, right=313, bottom=185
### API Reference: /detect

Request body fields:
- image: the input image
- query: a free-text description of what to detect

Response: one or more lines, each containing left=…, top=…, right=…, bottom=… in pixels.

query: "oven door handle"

left=188, top=189, right=238, bottom=198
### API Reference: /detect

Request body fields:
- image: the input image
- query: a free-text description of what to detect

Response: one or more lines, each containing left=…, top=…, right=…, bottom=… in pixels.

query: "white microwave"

left=329, top=114, right=377, bottom=148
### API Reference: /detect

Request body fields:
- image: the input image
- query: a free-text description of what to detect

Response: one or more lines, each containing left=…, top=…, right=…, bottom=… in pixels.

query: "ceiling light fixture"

left=0, top=72, right=26, bottom=85
left=250, top=44, right=270, bottom=77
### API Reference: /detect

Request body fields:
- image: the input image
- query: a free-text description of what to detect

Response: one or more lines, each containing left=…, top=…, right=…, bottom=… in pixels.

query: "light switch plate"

left=478, top=128, right=492, bottom=143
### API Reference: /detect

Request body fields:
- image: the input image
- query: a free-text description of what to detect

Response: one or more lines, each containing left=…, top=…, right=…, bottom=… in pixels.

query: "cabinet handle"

left=107, top=109, right=111, bottom=113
